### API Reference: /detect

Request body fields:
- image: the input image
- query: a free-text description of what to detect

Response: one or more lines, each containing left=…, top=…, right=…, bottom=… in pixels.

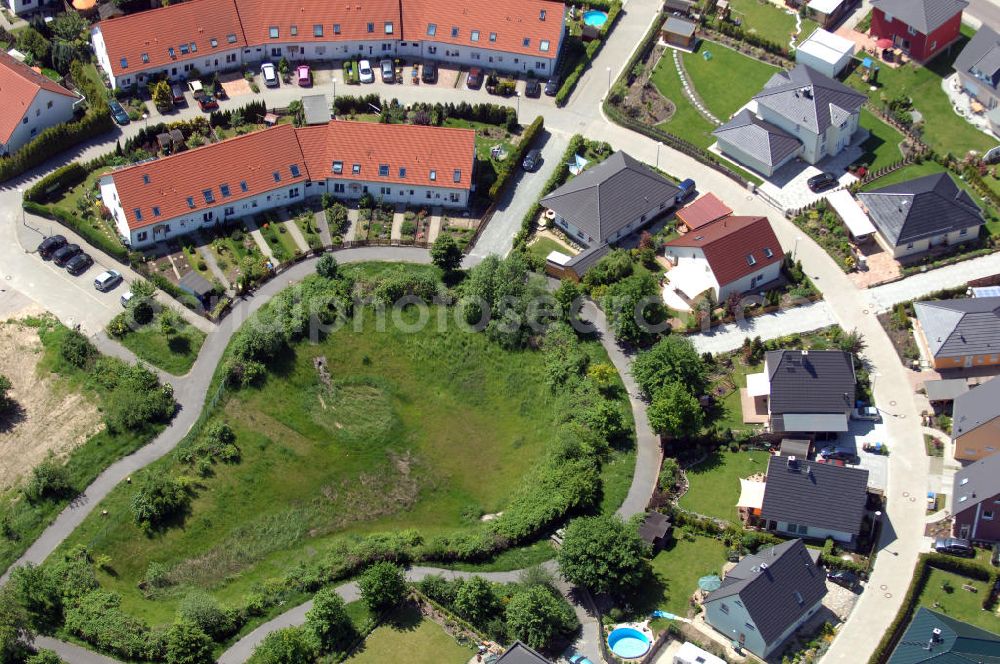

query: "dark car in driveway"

left=37, top=235, right=67, bottom=259
left=818, top=446, right=856, bottom=463
left=544, top=77, right=560, bottom=96
left=524, top=79, right=541, bottom=98
left=421, top=61, right=438, bottom=84
left=52, top=243, right=81, bottom=267
left=827, top=569, right=860, bottom=591
left=65, top=253, right=93, bottom=276
left=935, top=537, right=975, bottom=557
left=109, top=99, right=130, bottom=125
left=807, top=172, right=838, bottom=192
left=467, top=67, right=483, bottom=89
left=522, top=148, right=542, bottom=172
left=197, top=94, right=219, bottom=111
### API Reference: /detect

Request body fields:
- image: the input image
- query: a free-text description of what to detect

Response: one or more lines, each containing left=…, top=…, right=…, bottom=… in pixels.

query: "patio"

left=848, top=238, right=900, bottom=288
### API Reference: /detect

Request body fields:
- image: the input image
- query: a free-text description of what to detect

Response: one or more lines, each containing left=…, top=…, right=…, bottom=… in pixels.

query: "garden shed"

left=662, top=16, right=698, bottom=50
left=795, top=28, right=855, bottom=78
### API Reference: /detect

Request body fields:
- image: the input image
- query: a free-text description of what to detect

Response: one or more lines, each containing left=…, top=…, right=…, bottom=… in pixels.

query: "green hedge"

left=488, top=115, right=544, bottom=199
left=23, top=200, right=128, bottom=262
left=513, top=134, right=585, bottom=249
left=554, top=1, right=623, bottom=107
left=0, top=110, right=114, bottom=182
left=24, top=162, right=89, bottom=204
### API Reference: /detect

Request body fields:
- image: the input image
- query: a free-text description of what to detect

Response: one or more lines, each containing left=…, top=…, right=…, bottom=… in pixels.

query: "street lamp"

left=15, top=188, right=27, bottom=228
left=606, top=66, right=612, bottom=93
left=515, top=90, right=520, bottom=125
left=871, top=510, right=882, bottom=540
left=142, top=112, right=148, bottom=130
left=793, top=235, right=802, bottom=260
left=656, top=142, right=661, bottom=169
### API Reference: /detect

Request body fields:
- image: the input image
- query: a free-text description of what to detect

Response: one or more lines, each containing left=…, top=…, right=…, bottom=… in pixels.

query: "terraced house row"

left=98, top=120, right=476, bottom=248
left=90, top=0, right=567, bottom=90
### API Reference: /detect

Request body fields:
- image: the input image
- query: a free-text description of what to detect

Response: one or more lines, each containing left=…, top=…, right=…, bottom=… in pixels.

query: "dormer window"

left=134, top=208, right=142, bottom=220
left=430, top=169, right=437, bottom=181
left=522, top=37, right=530, bottom=47
left=120, top=57, right=128, bottom=69
left=269, top=26, right=279, bottom=39
left=453, top=169, right=461, bottom=182
left=290, top=164, right=301, bottom=177
left=353, top=163, right=361, bottom=174
left=240, top=180, right=248, bottom=192
left=379, top=164, right=390, bottom=176
left=333, top=161, right=343, bottom=174
left=227, top=33, right=237, bottom=43
left=367, top=22, right=374, bottom=33
left=220, top=184, right=231, bottom=197
left=273, top=171, right=281, bottom=182
left=203, top=189, right=215, bottom=204
left=333, top=24, right=341, bottom=34
left=152, top=206, right=161, bottom=217
left=471, top=30, right=480, bottom=42
left=399, top=167, right=406, bottom=177
left=210, top=38, right=218, bottom=48
left=451, top=26, right=459, bottom=37
left=427, top=23, right=437, bottom=36
left=141, top=52, right=149, bottom=63
left=763, top=247, right=774, bottom=258
left=142, top=174, right=150, bottom=184
left=540, top=40, right=550, bottom=52
left=186, top=196, right=195, bottom=208
left=314, top=24, right=324, bottom=37
left=290, top=25, right=298, bottom=36
left=539, top=9, right=546, bottom=20
left=168, top=47, right=175, bottom=58
left=746, top=254, right=757, bottom=266
left=384, top=21, right=394, bottom=34
left=489, top=32, right=497, bottom=42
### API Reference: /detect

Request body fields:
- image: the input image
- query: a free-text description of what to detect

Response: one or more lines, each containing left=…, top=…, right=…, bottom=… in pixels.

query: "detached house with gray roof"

left=887, top=607, right=1000, bottom=663
left=954, top=25, right=1000, bottom=125
left=703, top=539, right=827, bottom=658
left=713, top=65, right=866, bottom=177
left=952, top=442, right=1000, bottom=541
left=951, top=376, right=1000, bottom=463
left=857, top=173, right=984, bottom=259
left=914, top=296, right=1000, bottom=371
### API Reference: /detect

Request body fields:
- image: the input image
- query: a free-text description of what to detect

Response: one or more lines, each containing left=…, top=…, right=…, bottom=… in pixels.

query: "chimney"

left=932, top=628, right=942, bottom=642
left=787, top=456, right=799, bottom=470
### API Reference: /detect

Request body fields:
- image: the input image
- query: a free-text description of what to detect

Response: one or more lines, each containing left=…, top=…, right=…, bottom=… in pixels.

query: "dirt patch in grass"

left=0, top=314, right=102, bottom=490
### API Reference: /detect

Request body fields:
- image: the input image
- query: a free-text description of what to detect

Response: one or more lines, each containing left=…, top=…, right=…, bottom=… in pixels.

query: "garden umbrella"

left=876, top=38, right=893, bottom=49
left=698, top=575, right=722, bottom=592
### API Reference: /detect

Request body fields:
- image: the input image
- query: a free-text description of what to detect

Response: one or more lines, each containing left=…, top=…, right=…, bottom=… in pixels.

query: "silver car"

left=94, top=269, right=123, bottom=292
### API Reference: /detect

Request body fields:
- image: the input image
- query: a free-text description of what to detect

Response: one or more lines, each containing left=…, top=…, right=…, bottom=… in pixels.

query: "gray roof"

left=664, top=16, right=697, bottom=37
left=887, top=607, right=1000, bottom=664
left=760, top=456, right=870, bottom=535
left=857, top=173, right=984, bottom=247
left=953, top=376, right=1000, bottom=438
left=765, top=350, right=856, bottom=415
left=178, top=270, right=214, bottom=297
left=712, top=109, right=801, bottom=167
left=639, top=511, right=672, bottom=543
left=705, top=539, right=827, bottom=645
left=923, top=378, right=969, bottom=402
left=565, top=242, right=612, bottom=276
left=780, top=438, right=812, bottom=457
left=540, top=151, right=680, bottom=244
left=753, top=65, right=867, bottom=136
left=497, top=642, right=553, bottom=664
left=952, top=443, right=1000, bottom=516
left=870, top=0, right=969, bottom=35
left=955, top=25, right=1000, bottom=91
left=914, top=297, right=1000, bottom=359
left=301, top=94, right=331, bottom=125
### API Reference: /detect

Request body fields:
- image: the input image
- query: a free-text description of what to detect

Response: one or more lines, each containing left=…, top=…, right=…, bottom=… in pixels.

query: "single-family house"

left=0, top=52, right=81, bottom=156
left=3, top=0, right=59, bottom=16
left=100, top=120, right=475, bottom=248
left=91, top=0, right=566, bottom=90
left=954, top=25, right=1000, bottom=114
left=887, top=607, right=1000, bottom=663
left=951, top=376, right=1000, bottom=463
left=795, top=28, right=856, bottom=78
left=759, top=456, right=870, bottom=544
left=662, top=16, right=698, bottom=50
left=703, top=539, right=827, bottom=658
left=913, top=296, right=1000, bottom=370
left=496, top=641, right=553, bottom=664
left=857, top=173, right=984, bottom=259
left=953, top=445, right=1000, bottom=541
left=749, top=350, right=857, bottom=434
left=676, top=193, right=733, bottom=231
left=663, top=215, right=784, bottom=303
left=805, top=0, right=853, bottom=29
left=713, top=65, right=866, bottom=175
left=540, top=150, right=681, bottom=248
left=869, top=0, right=968, bottom=63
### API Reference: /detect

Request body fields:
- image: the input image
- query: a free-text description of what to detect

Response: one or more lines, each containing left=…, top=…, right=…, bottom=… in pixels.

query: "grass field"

left=60, top=270, right=631, bottom=625
left=683, top=43, right=779, bottom=121
left=346, top=603, right=473, bottom=663
left=726, top=0, right=816, bottom=47
left=651, top=54, right=719, bottom=150
left=679, top=449, right=771, bottom=521
left=642, top=534, right=728, bottom=616
left=527, top=236, right=574, bottom=262
left=858, top=108, right=906, bottom=171
left=118, top=317, right=206, bottom=375
left=917, top=568, right=995, bottom=631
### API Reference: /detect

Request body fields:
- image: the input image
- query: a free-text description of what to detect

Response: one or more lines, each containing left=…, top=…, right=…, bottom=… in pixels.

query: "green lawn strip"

left=181, top=244, right=215, bottom=282
left=917, top=568, right=995, bottom=631
left=345, top=603, right=473, bottom=663
left=435, top=540, right=556, bottom=573
left=271, top=220, right=303, bottom=258
left=679, top=449, right=771, bottom=522
left=527, top=237, right=573, bottom=262
left=651, top=56, right=719, bottom=149
left=639, top=534, right=728, bottom=616
left=726, top=0, right=798, bottom=46
left=117, top=319, right=206, bottom=376
left=712, top=359, right=764, bottom=434
left=682, top=42, right=779, bottom=121
left=293, top=213, right=323, bottom=250
left=599, top=448, right=636, bottom=516
left=858, top=108, right=906, bottom=171
left=256, top=220, right=290, bottom=262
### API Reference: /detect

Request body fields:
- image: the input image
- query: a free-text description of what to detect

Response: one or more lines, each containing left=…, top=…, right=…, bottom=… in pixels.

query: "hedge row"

left=0, top=109, right=114, bottom=182
left=554, top=1, right=623, bottom=107
left=23, top=200, right=128, bottom=261
left=24, top=162, right=89, bottom=204
left=512, top=134, right=586, bottom=249
left=487, top=115, right=544, bottom=199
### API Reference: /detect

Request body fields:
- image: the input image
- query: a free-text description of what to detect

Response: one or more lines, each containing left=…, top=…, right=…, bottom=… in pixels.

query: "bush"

left=59, top=330, right=96, bottom=368
left=305, top=587, right=356, bottom=654
left=23, top=162, right=88, bottom=204
left=247, top=627, right=316, bottom=664
left=165, top=621, right=213, bottom=664
left=487, top=115, right=544, bottom=200
left=358, top=562, right=407, bottom=615
left=316, top=254, right=339, bottom=279
left=63, top=591, right=154, bottom=661
left=177, top=591, right=234, bottom=640
left=130, top=474, right=191, bottom=531
left=24, top=458, right=73, bottom=503
left=0, top=107, right=113, bottom=183
left=504, top=585, right=579, bottom=651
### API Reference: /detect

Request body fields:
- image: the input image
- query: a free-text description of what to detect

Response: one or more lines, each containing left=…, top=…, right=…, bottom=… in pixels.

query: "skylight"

left=353, top=164, right=361, bottom=174
left=290, top=164, right=301, bottom=177
left=220, top=184, right=231, bottom=197
left=451, top=26, right=459, bottom=37
left=141, top=52, right=149, bottom=63
left=522, top=37, right=530, bottom=47
left=290, top=25, right=298, bottom=36
left=227, top=33, right=237, bottom=43
left=240, top=181, right=248, bottom=192
left=269, top=26, right=279, bottom=39
left=379, top=164, right=389, bottom=176
left=334, top=24, right=341, bottom=34
left=152, top=206, right=160, bottom=217
left=210, top=38, right=218, bottom=48
left=367, top=22, right=374, bottom=33
left=134, top=208, right=142, bottom=220
left=399, top=167, right=406, bottom=177
left=203, top=189, right=215, bottom=204
left=430, top=169, right=437, bottom=181
left=314, top=24, right=324, bottom=37
left=746, top=254, right=757, bottom=266
left=179, top=44, right=189, bottom=55
left=168, top=47, right=175, bottom=58
left=385, top=21, right=394, bottom=34
left=273, top=171, right=281, bottom=182
left=540, top=40, right=550, bottom=52
left=471, top=30, right=480, bottom=42
left=142, top=174, right=150, bottom=184
left=453, top=169, right=461, bottom=182
left=764, top=247, right=774, bottom=258
left=186, top=196, right=195, bottom=208
left=427, top=23, right=437, bottom=36
left=489, top=32, right=497, bottom=42
left=120, top=57, right=128, bottom=68
left=333, top=161, right=343, bottom=174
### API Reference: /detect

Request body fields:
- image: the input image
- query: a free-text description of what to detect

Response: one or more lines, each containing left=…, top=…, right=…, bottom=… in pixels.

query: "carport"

left=826, top=190, right=876, bottom=241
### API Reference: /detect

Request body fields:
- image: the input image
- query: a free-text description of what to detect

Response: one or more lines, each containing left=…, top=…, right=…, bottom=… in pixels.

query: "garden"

left=643, top=534, right=727, bottom=617
left=679, top=449, right=770, bottom=522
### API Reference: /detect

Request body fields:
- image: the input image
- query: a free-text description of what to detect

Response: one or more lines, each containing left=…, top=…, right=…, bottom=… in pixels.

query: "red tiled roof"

left=676, top=192, right=733, bottom=230
left=666, top=215, right=785, bottom=287
left=0, top=52, right=77, bottom=144
left=97, top=0, right=247, bottom=77
left=235, top=0, right=401, bottom=45
left=111, top=120, right=475, bottom=231
left=402, top=0, right=565, bottom=58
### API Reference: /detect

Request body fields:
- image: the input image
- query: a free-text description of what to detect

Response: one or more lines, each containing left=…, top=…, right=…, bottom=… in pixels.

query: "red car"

left=467, top=67, right=483, bottom=89
left=297, top=64, right=311, bottom=87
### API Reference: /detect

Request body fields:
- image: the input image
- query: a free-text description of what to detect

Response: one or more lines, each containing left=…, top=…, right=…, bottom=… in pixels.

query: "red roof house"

left=0, top=52, right=80, bottom=155
left=869, top=0, right=968, bottom=63
left=676, top=192, right=733, bottom=231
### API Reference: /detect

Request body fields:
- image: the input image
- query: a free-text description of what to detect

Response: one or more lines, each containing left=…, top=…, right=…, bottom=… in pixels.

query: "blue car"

left=109, top=99, right=130, bottom=125
left=569, top=655, right=594, bottom=664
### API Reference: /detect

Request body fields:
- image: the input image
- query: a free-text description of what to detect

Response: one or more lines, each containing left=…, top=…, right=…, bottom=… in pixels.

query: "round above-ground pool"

left=607, top=627, right=651, bottom=659
left=583, top=9, right=608, bottom=26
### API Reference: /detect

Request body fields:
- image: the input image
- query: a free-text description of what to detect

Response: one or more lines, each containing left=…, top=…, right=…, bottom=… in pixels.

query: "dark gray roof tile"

left=712, top=109, right=802, bottom=167
left=871, top=0, right=969, bottom=35
left=887, top=607, right=1000, bottom=664
left=752, top=65, right=866, bottom=135
left=914, top=297, right=1000, bottom=359
left=760, top=456, right=869, bottom=535
left=953, top=376, right=1000, bottom=439
left=765, top=349, right=856, bottom=415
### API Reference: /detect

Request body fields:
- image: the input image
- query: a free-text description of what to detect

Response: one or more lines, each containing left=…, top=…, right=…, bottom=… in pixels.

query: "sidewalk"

left=689, top=301, right=838, bottom=354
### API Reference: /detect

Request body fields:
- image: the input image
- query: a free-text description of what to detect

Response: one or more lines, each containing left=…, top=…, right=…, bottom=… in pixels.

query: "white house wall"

left=6, top=0, right=57, bottom=15
left=717, top=262, right=783, bottom=301
left=1, top=88, right=78, bottom=155
left=892, top=226, right=981, bottom=258
left=774, top=521, right=854, bottom=544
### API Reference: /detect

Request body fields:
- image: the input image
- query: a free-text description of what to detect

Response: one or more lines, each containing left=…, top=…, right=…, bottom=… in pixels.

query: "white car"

left=358, top=59, right=374, bottom=84
left=94, top=269, right=123, bottom=292
left=120, top=291, right=134, bottom=307
left=261, top=62, right=278, bottom=87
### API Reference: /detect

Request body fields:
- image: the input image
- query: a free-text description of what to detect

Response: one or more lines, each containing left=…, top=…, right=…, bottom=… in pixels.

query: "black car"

left=934, top=537, right=975, bottom=558
left=522, top=148, right=542, bottom=172
left=109, top=99, right=130, bottom=125
left=65, top=253, right=93, bottom=276
left=421, top=61, right=438, bottom=84
left=467, top=67, right=483, bottom=89
left=818, top=446, right=856, bottom=463
left=544, top=77, right=560, bottom=96
left=807, top=172, right=838, bottom=192
left=37, top=234, right=67, bottom=259
left=827, top=569, right=860, bottom=590
left=524, top=79, right=541, bottom=98
left=52, top=243, right=82, bottom=267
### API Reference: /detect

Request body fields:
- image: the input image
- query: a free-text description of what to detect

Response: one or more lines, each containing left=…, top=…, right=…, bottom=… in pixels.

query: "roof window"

left=367, top=22, right=375, bottom=33
left=203, top=189, right=215, bottom=204
left=539, top=8, right=547, bottom=20
left=334, top=24, right=341, bottom=34
left=186, top=196, right=195, bottom=208
left=353, top=163, right=361, bottom=174
left=451, top=26, right=459, bottom=37
left=427, top=23, right=437, bottom=36
left=210, top=38, right=218, bottom=48
left=133, top=208, right=142, bottom=220
left=273, top=171, right=281, bottom=182
left=333, top=161, right=343, bottom=174
left=179, top=44, right=189, bottom=55
left=220, top=184, right=231, bottom=197
left=190, top=42, right=197, bottom=52
left=764, top=247, right=774, bottom=258
left=152, top=206, right=160, bottom=217
left=430, top=169, right=437, bottom=181
left=168, top=47, right=175, bottom=58
left=453, top=169, right=461, bottom=182
left=540, top=39, right=550, bottom=52
left=120, top=57, right=128, bottom=69
left=379, top=164, right=390, bottom=176
left=471, top=30, right=480, bottom=42
left=290, top=25, right=298, bottom=36
left=746, top=254, right=757, bottom=266
left=269, top=26, right=279, bottom=39
left=141, top=52, right=149, bottom=63
left=399, top=167, right=406, bottom=177
left=240, top=180, right=248, bottom=192
left=227, top=33, right=237, bottom=43
left=314, top=24, right=324, bottom=37
left=385, top=21, right=394, bottom=34
left=290, top=164, right=301, bottom=177
left=489, top=32, right=497, bottom=42
left=522, top=37, right=530, bottom=47
left=142, top=174, right=150, bottom=184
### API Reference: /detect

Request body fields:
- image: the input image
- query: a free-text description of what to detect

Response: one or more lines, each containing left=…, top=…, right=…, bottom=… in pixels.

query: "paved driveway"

left=689, top=300, right=838, bottom=354
left=866, top=251, right=1000, bottom=311
left=832, top=419, right=890, bottom=492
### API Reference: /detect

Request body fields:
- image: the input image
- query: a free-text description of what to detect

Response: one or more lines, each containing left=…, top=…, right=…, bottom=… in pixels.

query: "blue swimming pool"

left=607, top=627, right=651, bottom=659
left=583, top=9, right=608, bottom=26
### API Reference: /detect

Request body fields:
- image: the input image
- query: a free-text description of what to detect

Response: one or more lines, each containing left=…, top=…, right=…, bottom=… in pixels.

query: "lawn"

left=682, top=42, right=780, bottom=121
left=293, top=212, right=323, bottom=250
left=642, top=534, right=728, bottom=617
left=345, top=603, right=473, bottom=663
left=712, top=358, right=765, bottom=435
left=726, top=0, right=814, bottom=47
left=60, top=268, right=628, bottom=625
left=651, top=54, right=719, bottom=150
left=917, top=568, right=995, bottom=632
left=117, top=317, right=206, bottom=375
left=679, top=449, right=771, bottom=521
left=858, top=108, right=906, bottom=171
left=528, top=236, right=574, bottom=262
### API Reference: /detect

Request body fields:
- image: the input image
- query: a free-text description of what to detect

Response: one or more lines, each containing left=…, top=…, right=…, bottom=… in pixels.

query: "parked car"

left=37, top=234, right=67, bottom=259
left=94, top=269, right=123, bottom=292
left=380, top=59, right=395, bottom=83
left=676, top=178, right=697, bottom=203
left=187, top=80, right=204, bottom=96
left=170, top=83, right=186, bottom=105
left=421, top=61, right=438, bottom=83
left=52, top=243, right=81, bottom=267
left=827, top=569, right=860, bottom=590
left=467, top=67, right=483, bottom=89
left=569, top=655, right=594, bottom=664
left=120, top=291, right=134, bottom=308
left=109, top=99, right=130, bottom=125
left=261, top=62, right=278, bottom=87
left=807, top=171, right=838, bottom=192
left=544, top=77, right=560, bottom=96
left=197, top=94, right=219, bottom=111
left=524, top=78, right=541, bottom=98
left=853, top=406, right=880, bottom=421
left=934, top=537, right=975, bottom=558
left=358, top=59, right=374, bottom=83
left=296, top=64, right=311, bottom=86
left=522, top=148, right=542, bottom=172
left=65, top=253, right=93, bottom=276
left=817, top=446, right=856, bottom=463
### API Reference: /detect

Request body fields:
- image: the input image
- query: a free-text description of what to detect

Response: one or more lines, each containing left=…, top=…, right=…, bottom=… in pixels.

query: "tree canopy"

left=358, top=562, right=407, bottom=615
left=504, top=585, right=578, bottom=651
left=647, top=380, right=704, bottom=438
left=556, top=515, right=648, bottom=596
left=305, top=588, right=356, bottom=653
left=631, top=334, right=706, bottom=398
left=430, top=235, right=463, bottom=273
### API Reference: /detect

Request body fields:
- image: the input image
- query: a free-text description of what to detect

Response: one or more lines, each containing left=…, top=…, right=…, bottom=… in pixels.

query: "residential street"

left=690, top=301, right=838, bottom=354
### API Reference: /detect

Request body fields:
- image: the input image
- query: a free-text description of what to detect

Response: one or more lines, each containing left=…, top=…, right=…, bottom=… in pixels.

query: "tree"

left=631, top=334, right=707, bottom=399
left=59, top=330, right=95, bottom=368
left=837, top=329, right=866, bottom=356
left=150, top=80, right=173, bottom=111
left=453, top=577, right=501, bottom=629
left=358, top=562, right=407, bottom=615
left=26, top=650, right=63, bottom=664
left=504, top=585, right=578, bottom=651
left=287, top=99, right=304, bottom=127
left=0, top=585, right=31, bottom=664
left=430, top=235, right=463, bottom=273
left=305, top=587, right=356, bottom=653
left=316, top=254, right=339, bottom=280
left=647, top=380, right=703, bottom=438
left=582, top=249, right=633, bottom=289
left=177, top=591, right=232, bottom=640
left=586, top=363, right=617, bottom=393
left=165, top=621, right=213, bottom=664
left=49, top=11, right=88, bottom=42
left=17, top=27, right=50, bottom=65
left=601, top=273, right=667, bottom=346
left=130, top=474, right=190, bottom=530
left=557, top=515, right=649, bottom=596
left=24, top=457, right=73, bottom=502
left=278, top=57, right=291, bottom=78
left=247, top=627, right=316, bottom=664
left=553, top=279, right=582, bottom=320
left=129, top=278, right=157, bottom=301
left=0, top=375, right=13, bottom=415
